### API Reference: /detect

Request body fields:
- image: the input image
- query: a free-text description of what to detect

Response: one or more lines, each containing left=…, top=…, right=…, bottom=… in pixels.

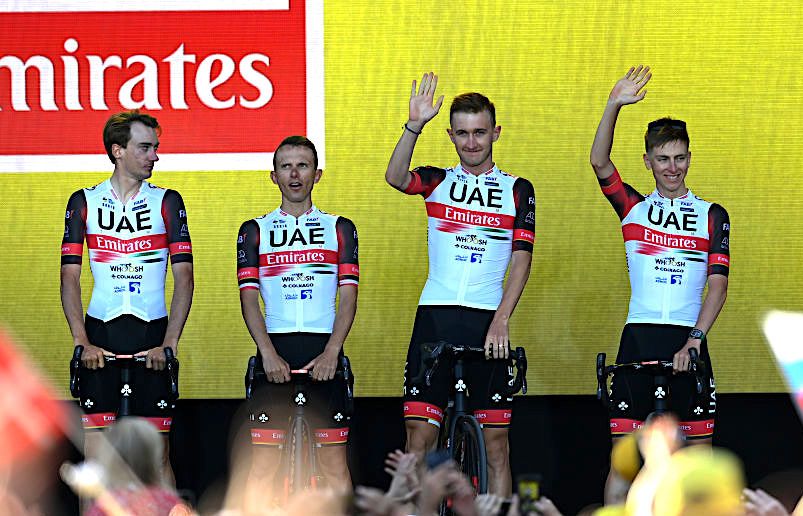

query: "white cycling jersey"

left=404, top=164, right=535, bottom=311
left=61, top=179, right=193, bottom=322
left=598, top=170, right=730, bottom=326
left=237, top=206, right=359, bottom=333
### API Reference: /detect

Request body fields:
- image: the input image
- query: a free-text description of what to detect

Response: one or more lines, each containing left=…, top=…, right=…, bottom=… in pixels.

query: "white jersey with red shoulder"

left=236, top=206, right=359, bottom=334
left=61, top=179, right=193, bottom=322
left=598, top=170, right=730, bottom=326
left=404, top=164, right=535, bottom=310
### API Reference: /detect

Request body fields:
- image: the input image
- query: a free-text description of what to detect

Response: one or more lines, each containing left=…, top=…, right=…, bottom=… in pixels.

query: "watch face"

left=689, top=329, right=704, bottom=339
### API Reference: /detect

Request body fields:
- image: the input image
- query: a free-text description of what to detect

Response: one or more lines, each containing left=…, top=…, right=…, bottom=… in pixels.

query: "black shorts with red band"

left=79, top=315, right=174, bottom=433
left=249, top=333, right=350, bottom=447
left=609, top=323, right=716, bottom=440
left=403, top=305, right=515, bottom=429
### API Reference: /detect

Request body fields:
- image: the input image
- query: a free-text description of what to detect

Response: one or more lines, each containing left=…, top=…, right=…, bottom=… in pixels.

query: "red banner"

left=0, top=1, right=324, bottom=171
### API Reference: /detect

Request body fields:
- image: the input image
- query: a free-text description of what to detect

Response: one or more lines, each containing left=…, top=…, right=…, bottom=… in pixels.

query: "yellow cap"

left=653, top=446, right=745, bottom=516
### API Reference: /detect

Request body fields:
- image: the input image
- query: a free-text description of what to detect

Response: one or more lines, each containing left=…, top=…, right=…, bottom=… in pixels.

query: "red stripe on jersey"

left=86, top=233, right=168, bottom=254
left=314, top=427, right=349, bottom=445
left=426, top=202, right=515, bottom=230
left=82, top=412, right=116, bottom=430
left=678, top=419, right=715, bottom=438
left=169, top=242, right=192, bottom=255
left=403, top=401, right=444, bottom=424
left=61, top=243, right=83, bottom=256
left=259, top=249, right=338, bottom=267
left=474, top=409, right=512, bottom=426
left=238, top=267, right=259, bottom=280
left=600, top=174, right=623, bottom=196
left=142, top=417, right=172, bottom=433
left=709, top=253, right=730, bottom=267
left=622, top=224, right=709, bottom=252
left=251, top=428, right=286, bottom=446
left=338, top=263, right=359, bottom=277
left=513, top=229, right=534, bottom=244
left=404, top=171, right=425, bottom=194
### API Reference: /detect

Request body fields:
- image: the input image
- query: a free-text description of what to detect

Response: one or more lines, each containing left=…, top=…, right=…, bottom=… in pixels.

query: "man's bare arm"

left=386, top=72, right=444, bottom=191
left=304, top=284, right=358, bottom=381
left=590, top=66, right=651, bottom=180
left=239, top=288, right=289, bottom=383
left=485, top=250, right=532, bottom=359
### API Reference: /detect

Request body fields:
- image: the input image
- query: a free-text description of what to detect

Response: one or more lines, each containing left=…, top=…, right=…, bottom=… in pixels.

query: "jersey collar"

left=277, top=205, right=318, bottom=220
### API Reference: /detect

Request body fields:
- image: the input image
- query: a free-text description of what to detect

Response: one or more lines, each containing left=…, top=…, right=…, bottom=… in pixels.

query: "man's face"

left=114, top=122, right=159, bottom=181
left=271, top=145, right=321, bottom=203
left=644, top=140, right=691, bottom=198
left=447, top=110, right=500, bottom=172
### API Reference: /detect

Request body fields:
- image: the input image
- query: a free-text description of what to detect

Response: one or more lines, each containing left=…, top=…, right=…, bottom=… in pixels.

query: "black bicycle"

left=418, top=341, right=527, bottom=501
left=596, top=347, right=703, bottom=415
left=245, top=354, right=353, bottom=498
left=70, top=345, right=179, bottom=417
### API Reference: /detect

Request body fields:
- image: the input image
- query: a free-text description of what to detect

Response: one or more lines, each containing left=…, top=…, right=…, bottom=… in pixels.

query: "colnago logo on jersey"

left=0, top=1, right=324, bottom=171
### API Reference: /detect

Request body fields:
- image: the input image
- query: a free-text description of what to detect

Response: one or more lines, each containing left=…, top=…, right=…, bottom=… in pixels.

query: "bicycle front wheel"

left=449, top=415, right=488, bottom=494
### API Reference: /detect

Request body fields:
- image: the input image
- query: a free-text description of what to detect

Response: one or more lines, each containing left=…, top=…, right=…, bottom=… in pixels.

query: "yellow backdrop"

left=1, top=1, right=801, bottom=397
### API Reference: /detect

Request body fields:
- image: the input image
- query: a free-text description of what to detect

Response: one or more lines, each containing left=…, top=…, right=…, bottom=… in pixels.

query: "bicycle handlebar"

left=419, top=341, right=528, bottom=395
left=596, top=348, right=703, bottom=408
left=69, top=345, right=179, bottom=401
left=245, top=355, right=355, bottom=414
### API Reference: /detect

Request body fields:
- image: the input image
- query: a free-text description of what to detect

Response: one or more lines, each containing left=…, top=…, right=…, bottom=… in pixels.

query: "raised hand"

left=408, top=72, right=445, bottom=131
left=608, top=65, right=651, bottom=106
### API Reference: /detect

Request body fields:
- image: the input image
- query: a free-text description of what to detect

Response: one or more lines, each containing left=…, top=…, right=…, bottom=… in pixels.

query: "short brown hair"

left=273, top=135, right=319, bottom=170
left=645, top=117, right=689, bottom=153
left=103, top=110, right=160, bottom=164
left=450, top=92, right=496, bottom=126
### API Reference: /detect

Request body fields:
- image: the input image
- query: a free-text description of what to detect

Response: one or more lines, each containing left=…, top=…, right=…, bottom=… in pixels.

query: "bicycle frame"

left=244, top=354, right=354, bottom=498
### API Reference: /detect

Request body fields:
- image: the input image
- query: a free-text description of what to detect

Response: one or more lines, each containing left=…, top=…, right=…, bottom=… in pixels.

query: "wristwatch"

left=688, top=328, right=705, bottom=340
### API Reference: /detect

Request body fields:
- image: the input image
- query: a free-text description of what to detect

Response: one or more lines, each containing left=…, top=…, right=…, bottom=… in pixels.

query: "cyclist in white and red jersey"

left=237, top=136, right=358, bottom=504
left=61, top=111, right=194, bottom=486
left=386, top=73, right=534, bottom=496
left=590, top=67, right=729, bottom=462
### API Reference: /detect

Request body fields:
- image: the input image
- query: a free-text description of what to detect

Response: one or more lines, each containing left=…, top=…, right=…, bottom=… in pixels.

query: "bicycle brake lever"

left=69, top=345, right=84, bottom=398
left=163, top=347, right=179, bottom=400
left=688, top=347, right=703, bottom=394
left=245, top=356, right=256, bottom=400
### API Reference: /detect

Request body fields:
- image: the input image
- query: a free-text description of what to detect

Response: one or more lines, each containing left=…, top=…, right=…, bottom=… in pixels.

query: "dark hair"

left=645, top=117, right=689, bottom=153
left=102, top=110, right=160, bottom=164
left=450, top=92, right=496, bottom=127
left=273, top=135, right=319, bottom=170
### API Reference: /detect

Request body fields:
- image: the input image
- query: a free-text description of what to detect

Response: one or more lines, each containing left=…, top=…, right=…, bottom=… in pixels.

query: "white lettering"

left=239, top=53, right=273, bottom=109
left=265, top=251, right=325, bottom=265
left=196, top=54, right=235, bottom=109
left=0, top=55, right=57, bottom=111
left=162, top=44, right=196, bottom=110
left=62, top=38, right=82, bottom=110
left=643, top=229, right=698, bottom=249
left=119, top=54, right=162, bottom=109
left=0, top=39, right=277, bottom=111
left=443, top=206, right=502, bottom=227
left=88, top=54, right=123, bottom=110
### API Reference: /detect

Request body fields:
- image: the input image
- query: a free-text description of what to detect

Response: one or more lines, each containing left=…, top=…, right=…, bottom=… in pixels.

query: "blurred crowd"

left=1, top=329, right=802, bottom=516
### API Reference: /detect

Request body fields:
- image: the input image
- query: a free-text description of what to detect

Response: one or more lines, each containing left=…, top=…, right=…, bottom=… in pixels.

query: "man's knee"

left=405, top=420, right=438, bottom=455
left=316, top=446, right=349, bottom=476
left=483, top=428, right=510, bottom=470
